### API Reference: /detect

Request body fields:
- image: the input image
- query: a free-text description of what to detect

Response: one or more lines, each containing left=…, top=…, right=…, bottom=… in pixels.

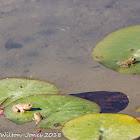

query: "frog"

left=33, top=112, right=43, bottom=124
left=12, top=102, right=34, bottom=113
left=117, top=57, right=137, bottom=68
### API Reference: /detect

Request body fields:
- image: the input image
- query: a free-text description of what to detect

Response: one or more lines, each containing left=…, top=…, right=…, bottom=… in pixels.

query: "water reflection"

left=70, top=91, right=129, bottom=113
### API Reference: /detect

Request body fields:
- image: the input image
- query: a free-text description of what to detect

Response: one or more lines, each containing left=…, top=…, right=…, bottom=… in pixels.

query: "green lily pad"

left=92, top=25, right=140, bottom=74
left=4, top=95, right=100, bottom=129
left=62, top=113, right=140, bottom=140
left=0, top=78, right=59, bottom=108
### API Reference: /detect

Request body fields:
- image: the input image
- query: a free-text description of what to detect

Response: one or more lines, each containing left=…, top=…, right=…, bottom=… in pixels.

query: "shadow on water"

left=70, top=91, right=129, bottom=113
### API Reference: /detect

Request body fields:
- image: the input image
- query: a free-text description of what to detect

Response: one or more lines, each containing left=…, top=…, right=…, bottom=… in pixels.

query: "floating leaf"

left=4, top=95, right=100, bottom=129
left=0, top=78, right=59, bottom=108
left=62, top=113, right=140, bottom=140
left=92, top=25, right=140, bottom=74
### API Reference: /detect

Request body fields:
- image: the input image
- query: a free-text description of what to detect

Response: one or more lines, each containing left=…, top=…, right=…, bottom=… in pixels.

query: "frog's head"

left=132, top=57, right=137, bottom=63
left=34, top=112, right=40, bottom=116
left=28, top=102, right=34, bottom=109
left=129, top=57, right=137, bottom=63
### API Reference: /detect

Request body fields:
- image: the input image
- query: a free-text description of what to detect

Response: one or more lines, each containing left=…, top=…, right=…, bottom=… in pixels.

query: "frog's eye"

left=29, top=103, right=32, bottom=106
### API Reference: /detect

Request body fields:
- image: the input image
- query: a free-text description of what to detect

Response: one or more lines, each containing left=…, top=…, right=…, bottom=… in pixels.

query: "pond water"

left=0, top=0, right=140, bottom=139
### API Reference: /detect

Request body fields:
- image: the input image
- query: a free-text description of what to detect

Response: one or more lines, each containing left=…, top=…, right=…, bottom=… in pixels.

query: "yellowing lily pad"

left=62, top=113, right=140, bottom=140
left=0, top=78, right=59, bottom=108
left=92, top=25, right=140, bottom=74
left=4, top=95, right=100, bottom=129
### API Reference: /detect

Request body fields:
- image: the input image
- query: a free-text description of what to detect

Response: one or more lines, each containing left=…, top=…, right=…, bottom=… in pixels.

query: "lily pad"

left=92, top=25, right=140, bottom=74
left=4, top=95, right=100, bottom=129
left=0, top=78, right=59, bottom=108
left=62, top=113, right=140, bottom=140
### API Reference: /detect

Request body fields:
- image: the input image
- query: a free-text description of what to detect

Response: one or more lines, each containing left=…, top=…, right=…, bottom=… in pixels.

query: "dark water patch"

left=5, top=40, right=23, bottom=49
left=70, top=91, right=129, bottom=113
left=38, top=29, right=56, bottom=36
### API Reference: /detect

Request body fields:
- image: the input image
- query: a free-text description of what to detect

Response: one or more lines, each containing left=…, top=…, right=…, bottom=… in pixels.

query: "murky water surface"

left=0, top=0, right=140, bottom=139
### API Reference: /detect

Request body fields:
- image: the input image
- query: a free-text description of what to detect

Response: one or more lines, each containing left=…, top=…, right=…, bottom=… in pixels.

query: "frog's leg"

left=13, top=106, right=20, bottom=112
left=131, top=64, right=135, bottom=66
left=32, top=118, right=38, bottom=124
left=20, top=109, right=25, bottom=112
left=120, top=64, right=129, bottom=68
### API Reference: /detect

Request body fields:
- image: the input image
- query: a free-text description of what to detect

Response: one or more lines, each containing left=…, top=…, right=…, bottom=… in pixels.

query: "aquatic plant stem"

left=31, top=129, right=41, bottom=140
left=0, top=109, right=3, bottom=115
